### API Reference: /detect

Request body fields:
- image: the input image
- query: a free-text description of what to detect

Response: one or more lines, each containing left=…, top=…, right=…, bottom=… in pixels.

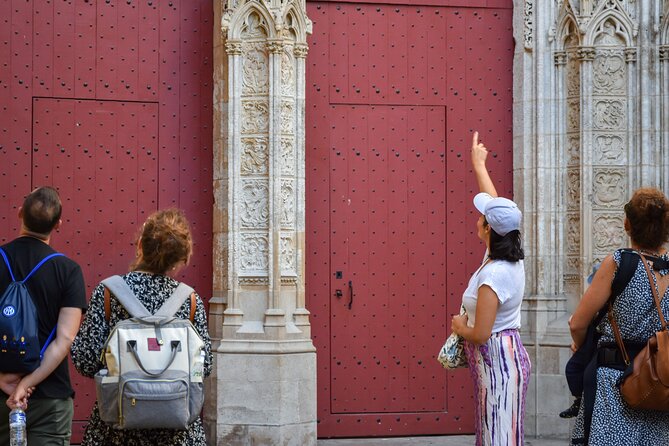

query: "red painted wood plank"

left=96, top=0, right=118, bottom=99
left=53, top=0, right=75, bottom=97
left=32, top=0, right=54, bottom=96
left=74, top=0, right=97, bottom=98
left=137, top=0, right=159, bottom=102
left=116, top=0, right=140, bottom=99
left=158, top=0, right=180, bottom=207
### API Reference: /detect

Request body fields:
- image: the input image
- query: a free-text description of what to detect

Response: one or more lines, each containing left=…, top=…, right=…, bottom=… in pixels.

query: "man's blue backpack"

left=0, top=248, right=63, bottom=373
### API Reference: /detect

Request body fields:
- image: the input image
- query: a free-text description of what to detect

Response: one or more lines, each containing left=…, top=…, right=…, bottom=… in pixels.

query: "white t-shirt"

left=461, top=258, right=525, bottom=333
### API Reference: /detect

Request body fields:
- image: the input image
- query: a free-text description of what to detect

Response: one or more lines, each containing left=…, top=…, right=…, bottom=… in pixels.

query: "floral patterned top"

left=71, top=272, right=213, bottom=446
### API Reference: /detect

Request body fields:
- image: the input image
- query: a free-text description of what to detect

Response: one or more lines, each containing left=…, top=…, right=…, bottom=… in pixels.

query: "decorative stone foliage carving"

left=242, top=43, right=269, bottom=95
left=593, top=100, right=625, bottom=129
left=238, top=277, right=270, bottom=286
left=241, top=180, right=270, bottom=228
left=242, top=101, right=270, bottom=134
left=281, top=50, right=295, bottom=96
left=566, top=59, right=580, bottom=97
left=566, top=214, right=581, bottom=254
left=567, top=99, right=580, bottom=131
left=281, top=179, right=295, bottom=228
left=281, top=138, right=295, bottom=176
left=661, top=45, right=669, bottom=61
left=280, top=235, right=296, bottom=274
left=524, top=0, right=534, bottom=50
left=240, top=233, right=269, bottom=273
left=567, top=169, right=580, bottom=209
left=241, top=137, right=269, bottom=175
left=567, top=135, right=580, bottom=164
left=555, top=51, right=567, bottom=65
left=594, top=135, right=625, bottom=164
left=226, top=41, right=243, bottom=55
left=593, top=53, right=626, bottom=94
left=294, top=44, right=308, bottom=58
left=593, top=214, right=625, bottom=252
left=577, top=46, right=596, bottom=61
left=566, top=256, right=581, bottom=276
left=281, top=101, right=295, bottom=134
left=593, top=169, right=626, bottom=207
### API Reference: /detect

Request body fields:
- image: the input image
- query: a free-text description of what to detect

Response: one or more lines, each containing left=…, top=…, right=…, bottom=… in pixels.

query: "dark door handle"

left=348, top=280, right=353, bottom=309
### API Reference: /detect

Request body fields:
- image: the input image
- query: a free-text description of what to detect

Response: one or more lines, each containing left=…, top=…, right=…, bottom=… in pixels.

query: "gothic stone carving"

left=281, top=101, right=295, bottom=134
left=567, top=135, right=580, bottom=164
left=593, top=169, right=626, bottom=207
left=594, top=100, right=625, bottom=130
left=241, top=137, right=269, bottom=175
left=593, top=214, right=625, bottom=253
left=241, top=179, right=270, bottom=228
left=567, top=214, right=580, bottom=254
left=242, top=43, right=269, bottom=95
left=280, top=235, right=296, bottom=274
left=567, top=99, right=580, bottom=131
left=281, top=179, right=295, bottom=229
left=281, top=138, right=295, bottom=176
left=281, top=49, right=295, bottom=96
left=524, top=0, right=533, bottom=50
left=242, top=100, right=270, bottom=134
left=594, top=134, right=625, bottom=164
left=567, top=168, right=580, bottom=209
left=593, top=53, right=626, bottom=94
left=240, top=233, right=269, bottom=273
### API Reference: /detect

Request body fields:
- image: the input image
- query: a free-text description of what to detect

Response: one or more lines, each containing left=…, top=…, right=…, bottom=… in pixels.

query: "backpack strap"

left=153, top=282, right=195, bottom=320
left=189, top=293, right=197, bottom=323
left=0, top=248, right=63, bottom=283
left=100, top=275, right=152, bottom=319
left=0, top=248, right=16, bottom=282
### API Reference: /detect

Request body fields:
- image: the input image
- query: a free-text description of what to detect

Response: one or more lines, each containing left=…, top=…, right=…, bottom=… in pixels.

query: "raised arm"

left=471, top=131, right=498, bottom=197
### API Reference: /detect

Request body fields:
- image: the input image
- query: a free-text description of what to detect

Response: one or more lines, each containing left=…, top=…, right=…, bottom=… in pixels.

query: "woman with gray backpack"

left=71, top=208, right=212, bottom=446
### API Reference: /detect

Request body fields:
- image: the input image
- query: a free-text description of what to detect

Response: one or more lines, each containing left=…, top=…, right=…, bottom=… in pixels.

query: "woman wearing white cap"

left=451, top=132, right=531, bottom=446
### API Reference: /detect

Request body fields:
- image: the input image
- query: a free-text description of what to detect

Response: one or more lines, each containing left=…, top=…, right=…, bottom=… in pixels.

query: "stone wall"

left=514, top=0, right=669, bottom=438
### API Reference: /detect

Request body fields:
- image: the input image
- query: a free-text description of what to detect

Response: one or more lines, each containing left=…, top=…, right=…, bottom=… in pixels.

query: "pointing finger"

left=472, top=131, right=479, bottom=148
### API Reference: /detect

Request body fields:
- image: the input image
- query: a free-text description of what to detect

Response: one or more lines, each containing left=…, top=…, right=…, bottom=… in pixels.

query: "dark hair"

left=624, top=188, right=669, bottom=251
left=22, top=186, right=62, bottom=235
left=131, top=208, right=193, bottom=274
left=485, top=218, right=525, bottom=261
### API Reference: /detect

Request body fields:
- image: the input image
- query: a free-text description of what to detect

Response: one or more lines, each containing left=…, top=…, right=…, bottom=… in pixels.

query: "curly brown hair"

left=131, top=208, right=193, bottom=274
left=624, top=188, right=669, bottom=251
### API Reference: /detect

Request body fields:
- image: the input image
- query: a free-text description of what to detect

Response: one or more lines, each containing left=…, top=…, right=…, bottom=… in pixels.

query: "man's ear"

left=18, top=206, right=23, bottom=220
left=53, top=219, right=62, bottom=231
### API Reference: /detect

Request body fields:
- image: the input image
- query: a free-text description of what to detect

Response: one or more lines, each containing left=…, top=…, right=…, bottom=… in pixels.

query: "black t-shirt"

left=0, top=236, right=87, bottom=399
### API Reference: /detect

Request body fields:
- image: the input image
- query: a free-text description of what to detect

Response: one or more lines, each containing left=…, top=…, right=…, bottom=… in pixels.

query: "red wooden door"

left=0, top=1, right=212, bottom=443
left=306, top=0, right=515, bottom=437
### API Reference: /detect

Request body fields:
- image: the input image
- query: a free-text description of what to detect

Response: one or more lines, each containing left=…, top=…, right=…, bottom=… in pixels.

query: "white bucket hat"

left=473, top=192, right=522, bottom=236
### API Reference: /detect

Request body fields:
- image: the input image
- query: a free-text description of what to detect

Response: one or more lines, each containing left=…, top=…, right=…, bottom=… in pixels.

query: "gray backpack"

left=94, top=275, right=205, bottom=430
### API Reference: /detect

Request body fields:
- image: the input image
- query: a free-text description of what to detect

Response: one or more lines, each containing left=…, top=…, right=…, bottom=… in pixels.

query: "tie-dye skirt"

left=465, top=329, right=531, bottom=446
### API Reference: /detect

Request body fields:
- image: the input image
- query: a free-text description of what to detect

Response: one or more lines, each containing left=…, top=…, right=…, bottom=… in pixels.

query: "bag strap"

left=102, top=277, right=197, bottom=323
left=0, top=248, right=64, bottom=283
left=609, top=253, right=668, bottom=365
left=100, top=275, right=152, bottom=319
left=153, top=282, right=195, bottom=319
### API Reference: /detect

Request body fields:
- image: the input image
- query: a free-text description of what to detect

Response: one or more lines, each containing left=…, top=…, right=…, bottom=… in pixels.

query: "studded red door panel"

left=306, top=0, right=514, bottom=437
left=0, top=1, right=212, bottom=443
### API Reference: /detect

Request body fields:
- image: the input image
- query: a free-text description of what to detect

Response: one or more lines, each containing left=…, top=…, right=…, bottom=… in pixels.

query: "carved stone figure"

left=593, top=214, right=625, bottom=252
left=240, top=234, right=269, bottom=272
left=593, top=170, right=625, bottom=207
left=242, top=101, right=270, bottom=134
left=593, top=53, right=625, bottom=94
left=241, top=137, right=269, bottom=175
left=594, top=134, right=625, bottom=164
left=242, top=45, right=269, bottom=95
left=241, top=180, right=270, bottom=228
left=594, top=100, right=625, bottom=129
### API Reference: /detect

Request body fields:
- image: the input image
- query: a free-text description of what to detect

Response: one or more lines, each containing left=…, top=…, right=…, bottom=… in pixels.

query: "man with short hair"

left=0, top=186, right=87, bottom=445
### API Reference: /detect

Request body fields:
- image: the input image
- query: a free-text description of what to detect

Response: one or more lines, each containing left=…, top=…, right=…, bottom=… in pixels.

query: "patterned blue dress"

left=570, top=251, right=669, bottom=445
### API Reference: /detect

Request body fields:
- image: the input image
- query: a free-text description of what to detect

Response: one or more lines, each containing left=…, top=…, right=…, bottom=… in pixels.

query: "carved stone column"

left=208, top=1, right=315, bottom=444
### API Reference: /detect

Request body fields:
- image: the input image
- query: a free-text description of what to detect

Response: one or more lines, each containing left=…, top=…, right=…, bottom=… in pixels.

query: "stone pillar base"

left=205, top=348, right=317, bottom=446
